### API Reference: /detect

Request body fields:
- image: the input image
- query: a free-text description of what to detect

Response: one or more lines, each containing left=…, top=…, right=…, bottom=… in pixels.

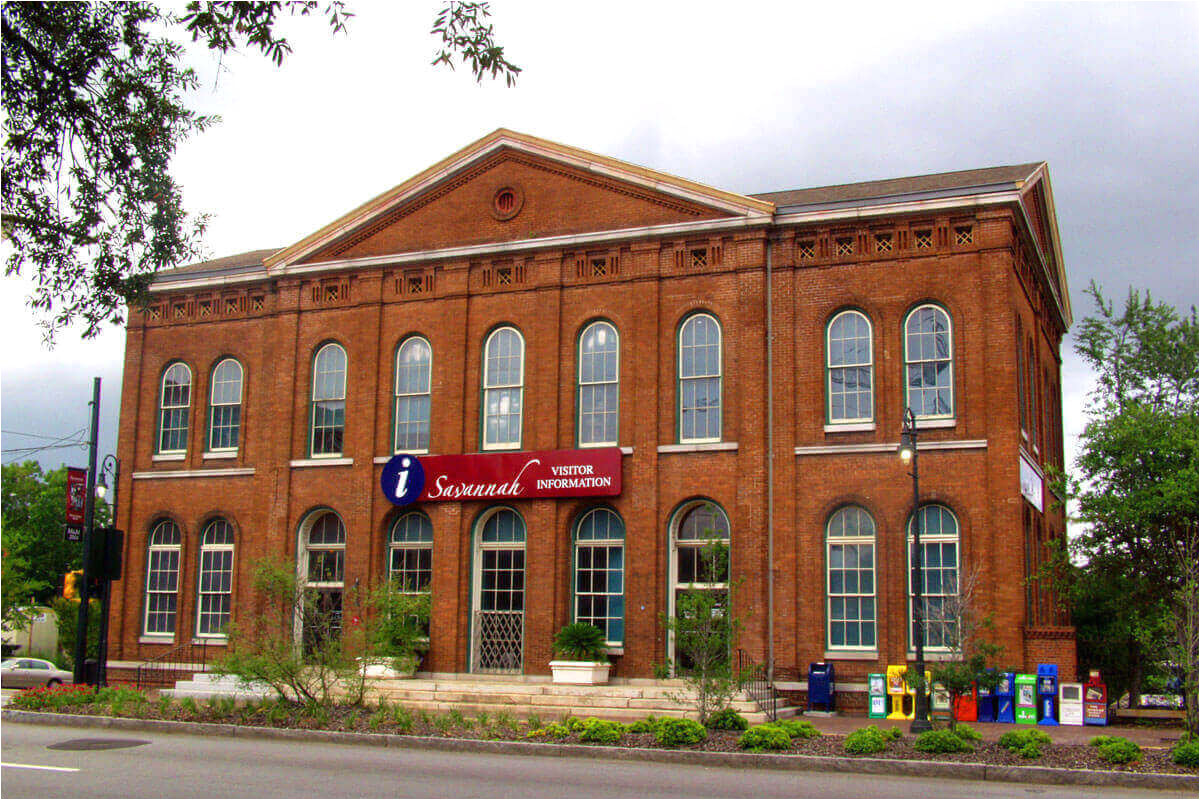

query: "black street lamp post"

left=95, top=454, right=120, bottom=687
left=899, top=407, right=932, bottom=733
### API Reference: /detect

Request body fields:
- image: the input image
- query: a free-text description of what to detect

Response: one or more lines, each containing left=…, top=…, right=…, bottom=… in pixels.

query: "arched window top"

left=578, top=321, right=618, bottom=383
left=575, top=507, right=624, bottom=542
left=904, top=304, right=952, bottom=359
left=390, top=511, right=433, bottom=544
left=484, top=326, right=524, bottom=387
left=210, top=359, right=243, bottom=404
left=395, top=337, right=432, bottom=395
left=162, top=362, right=192, bottom=396
left=149, top=519, right=181, bottom=546
left=480, top=508, right=525, bottom=544
left=907, top=504, right=959, bottom=539
left=307, top=511, right=346, bottom=546
left=312, top=342, right=347, bottom=401
left=675, top=502, right=730, bottom=541
left=678, top=313, right=721, bottom=379
left=201, top=518, right=234, bottom=546
left=826, top=506, right=876, bottom=539
left=827, top=310, right=873, bottom=366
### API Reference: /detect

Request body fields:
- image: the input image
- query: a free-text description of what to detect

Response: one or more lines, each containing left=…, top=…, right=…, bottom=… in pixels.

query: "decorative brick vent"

left=914, top=230, right=934, bottom=249
left=482, top=262, right=526, bottom=288
left=835, top=237, right=854, bottom=256
left=955, top=225, right=974, bottom=245
left=874, top=233, right=893, bottom=253
left=490, top=185, right=524, bottom=221
left=797, top=241, right=816, bottom=259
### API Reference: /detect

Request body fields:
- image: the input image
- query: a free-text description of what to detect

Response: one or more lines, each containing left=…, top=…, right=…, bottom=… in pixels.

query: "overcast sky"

left=2, top=2, right=1197, bottom=507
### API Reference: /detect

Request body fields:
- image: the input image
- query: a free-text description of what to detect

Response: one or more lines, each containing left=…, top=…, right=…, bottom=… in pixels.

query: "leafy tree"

left=3, top=1, right=519, bottom=341
left=1064, top=283, right=1198, bottom=716
left=0, top=461, right=110, bottom=607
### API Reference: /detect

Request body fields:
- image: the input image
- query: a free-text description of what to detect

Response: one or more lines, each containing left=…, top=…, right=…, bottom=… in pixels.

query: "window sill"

left=290, top=457, right=354, bottom=468
left=152, top=453, right=186, bottom=462
left=905, top=650, right=958, bottom=661
left=139, top=636, right=175, bottom=645
left=915, top=418, right=956, bottom=430
left=604, top=647, right=625, bottom=656
left=192, top=638, right=227, bottom=646
left=823, top=650, right=878, bottom=661
left=824, top=422, right=875, bottom=433
left=202, top=451, right=237, bottom=460
left=657, top=442, right=738, bottom=454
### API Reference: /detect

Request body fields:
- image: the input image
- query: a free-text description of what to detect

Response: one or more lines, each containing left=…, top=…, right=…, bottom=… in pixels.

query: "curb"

left=4, top=710, right=1195, bottom=792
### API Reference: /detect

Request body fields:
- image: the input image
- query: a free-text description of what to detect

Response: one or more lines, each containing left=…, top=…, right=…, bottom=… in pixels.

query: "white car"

left=0, top=657, right=73, bottom=688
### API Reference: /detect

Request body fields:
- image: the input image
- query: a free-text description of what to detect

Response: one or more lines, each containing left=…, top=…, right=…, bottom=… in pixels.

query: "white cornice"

left=794, top=439, right=987, bottom=456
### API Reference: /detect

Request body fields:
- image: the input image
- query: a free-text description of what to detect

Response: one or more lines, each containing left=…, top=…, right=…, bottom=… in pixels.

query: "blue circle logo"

left=381, top=454, right=425, bottom=506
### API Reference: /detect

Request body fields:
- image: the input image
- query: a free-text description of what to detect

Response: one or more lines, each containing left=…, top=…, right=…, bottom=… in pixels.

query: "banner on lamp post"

left=65, top=467, right=87, bottom=541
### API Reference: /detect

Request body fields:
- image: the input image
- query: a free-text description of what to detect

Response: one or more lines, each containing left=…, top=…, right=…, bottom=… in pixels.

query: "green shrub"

left=738, top=724, right=792, bottom=752
left=564, top=715, right=585, bottom=733
left=625, top=716, right=660, bottom=734
left=654, top=717, right=707, bottom=747
left=998, top=729, right=1051, bottom=751
left=705, top=707, right=749, bottom=731
left=1170, top=738, right=1198, bottom=767
left=579, top=718, right=623, bottom=744
left=776, top=718, right=819, bottom=740
left=844, top=725, right=889, bottom=755
left=1088, top=734, right=1118, bottom=747
left=390, top=705, right=413, bottom=734
left=1097, top=737, right=1141, bottom=765
left=552, top=623, right=608, bottom=661
left=526, top=722, right=571, bottom=739
left=951, top=724, right=981, bottom=741
left=913, top=728, right=974, bottom=754
left=882, top=725, right=903, bottom=741
left=1018, top=741, right=1042, bottom=759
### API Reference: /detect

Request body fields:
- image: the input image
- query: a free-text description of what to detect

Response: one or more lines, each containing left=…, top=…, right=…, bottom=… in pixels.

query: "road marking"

left=1, top=762, right=80, bottom=773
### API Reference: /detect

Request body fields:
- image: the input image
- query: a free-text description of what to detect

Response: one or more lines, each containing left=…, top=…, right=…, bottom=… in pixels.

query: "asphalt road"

left=2, top=722, right=1193, bottom=799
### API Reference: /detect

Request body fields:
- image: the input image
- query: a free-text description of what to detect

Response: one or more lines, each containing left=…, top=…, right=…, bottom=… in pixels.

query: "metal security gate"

left=471, top=541, right=525, bottom=674
left=472, top=610, right=524, bottom=673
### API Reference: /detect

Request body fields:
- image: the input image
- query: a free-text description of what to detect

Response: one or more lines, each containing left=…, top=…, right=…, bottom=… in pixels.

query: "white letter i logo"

left=395, top=457, right=411, bottom=499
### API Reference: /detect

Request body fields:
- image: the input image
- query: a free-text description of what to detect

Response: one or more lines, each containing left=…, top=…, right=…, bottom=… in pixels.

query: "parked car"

left=0, top=657, right=73, bottom=688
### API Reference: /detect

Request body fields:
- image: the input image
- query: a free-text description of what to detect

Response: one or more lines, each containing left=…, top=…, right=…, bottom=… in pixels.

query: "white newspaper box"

left=1058, top=682, right=1084, bottom=725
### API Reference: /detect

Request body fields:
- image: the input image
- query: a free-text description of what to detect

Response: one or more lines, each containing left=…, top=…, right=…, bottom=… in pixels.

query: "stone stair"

left=160, top=671, right=275, bottom=701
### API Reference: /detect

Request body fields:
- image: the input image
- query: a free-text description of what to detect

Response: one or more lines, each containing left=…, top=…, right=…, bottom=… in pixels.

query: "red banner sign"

left=66, top=467, right=87, bottom=525
left=381, top=448, right=622, bottom=505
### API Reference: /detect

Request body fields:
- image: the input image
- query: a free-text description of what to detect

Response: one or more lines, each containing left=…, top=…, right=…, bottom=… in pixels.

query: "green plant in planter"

left=367, top=580, right=432, bottom=671
left=553, top=622, right=608, bottom=661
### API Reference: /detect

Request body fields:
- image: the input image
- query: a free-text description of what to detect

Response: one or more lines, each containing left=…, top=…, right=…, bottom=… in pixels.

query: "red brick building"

left=109, top=129, right=1076, bottom=687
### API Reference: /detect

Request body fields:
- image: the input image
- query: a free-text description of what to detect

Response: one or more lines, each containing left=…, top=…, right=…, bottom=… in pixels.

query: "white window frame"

left=388, top=511, right=433, bottom=593
left=826, top=310, right=874, bottom=425
left=825, top=506, right=877, bottom=651
left=903, top=304, right=955, bottom=420
left=482, top=327, right=524, bottom=451
left=667, top=501, right=731, bottom=665
left=677, top=313, right=723, bottom=444
left=195, top=519, right=235, bottom=639
left=143, top=520, right=182, bottom=636
left=572, top=507, right=625, bottom=647
left=394, top=336, right=432, bottom=454
left=577, top=320, right=620, bottom=447
left=310, top=343, right=347, bottom=458
left=157, top=362, right=192, bottom=454
left=906, top=505, right=960, bottom=653
left=207, top=358, right=243, bottom=452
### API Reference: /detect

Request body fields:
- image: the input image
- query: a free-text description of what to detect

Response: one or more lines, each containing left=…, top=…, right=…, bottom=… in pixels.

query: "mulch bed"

left=12, top=697, right=1196, bottom=776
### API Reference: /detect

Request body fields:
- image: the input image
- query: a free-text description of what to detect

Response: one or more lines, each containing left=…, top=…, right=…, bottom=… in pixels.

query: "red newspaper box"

left=1083, top=670, right=1108, bottom=726
left=953, top=683, right=978, bottom=722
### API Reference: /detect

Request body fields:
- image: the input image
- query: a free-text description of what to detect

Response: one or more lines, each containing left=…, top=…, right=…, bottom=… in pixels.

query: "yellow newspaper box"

left=886, top=665, right=911, bottom=720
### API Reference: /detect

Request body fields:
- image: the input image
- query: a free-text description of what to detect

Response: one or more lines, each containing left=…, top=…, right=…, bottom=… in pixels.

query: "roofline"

left=263, top=128, right=775, bottom=269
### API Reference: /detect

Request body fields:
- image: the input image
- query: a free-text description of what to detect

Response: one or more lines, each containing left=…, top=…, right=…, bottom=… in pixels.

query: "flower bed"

left=8, top=689, right=1195, bottom=776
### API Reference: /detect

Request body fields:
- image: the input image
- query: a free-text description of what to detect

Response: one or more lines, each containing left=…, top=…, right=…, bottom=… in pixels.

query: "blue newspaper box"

left=976, top=669, right=997, bottom=723
left=1037, top=664, right=1059, bottom=726
left=996, top=671, right=1016, bottom=723
left=808, top=662, right=836, bottom=712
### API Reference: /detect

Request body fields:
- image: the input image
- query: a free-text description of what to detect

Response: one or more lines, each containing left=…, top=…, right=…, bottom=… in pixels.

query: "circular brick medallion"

left=491, top=185, right=524, bottom=221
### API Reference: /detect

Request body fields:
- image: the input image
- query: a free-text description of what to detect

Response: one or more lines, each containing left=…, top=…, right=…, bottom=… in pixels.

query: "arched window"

left=826, top=506, right=876, bottom=650
left=826, top=310, right=874, bottom=424
left=300, top=510, right=346, bottom=649
left=678, top=313, right=722, bottom=443
left=157, top=362, right=192, bottom=454
left=577, top=321, right=619, bottom=447
left=904, top=305, right=954, bottom=418
left=208, top=358, right=243, bottom=452
left=143, top=520, right=182, bottom=635
left=389, top=511, right=433, bottom=592
left=310, top=343, right=347, bottom=456
left=907, top=505, right=960, bottom=650
left=482, top=327, right=524, bottom=450
left=573, top=507, right=625, bottom=645
left=394, top=337, right=432, bottom=453
left=668, top=501, right=730, bottom=666
left=196, top=519, right=234, bottom=637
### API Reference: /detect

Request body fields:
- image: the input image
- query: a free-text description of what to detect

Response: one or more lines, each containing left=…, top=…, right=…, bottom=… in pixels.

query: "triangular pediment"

left=267, top=130, right=773, bottom=268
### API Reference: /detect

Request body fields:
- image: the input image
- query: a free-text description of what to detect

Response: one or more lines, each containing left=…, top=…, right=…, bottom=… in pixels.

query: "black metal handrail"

left=135, top=640, right=209, bottom=691
left=736, top=648, right=778, bottom=722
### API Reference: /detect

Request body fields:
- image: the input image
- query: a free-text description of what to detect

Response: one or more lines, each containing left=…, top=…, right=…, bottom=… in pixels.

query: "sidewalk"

left=798, top=713, right=1185, bottom=747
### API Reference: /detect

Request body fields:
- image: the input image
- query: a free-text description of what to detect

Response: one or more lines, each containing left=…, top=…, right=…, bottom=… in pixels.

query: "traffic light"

left=63, top=569, right=82, bottom=600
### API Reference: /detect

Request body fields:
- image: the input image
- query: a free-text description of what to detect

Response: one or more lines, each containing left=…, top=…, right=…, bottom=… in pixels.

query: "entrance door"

left=471, top=508, right=526, bottom=674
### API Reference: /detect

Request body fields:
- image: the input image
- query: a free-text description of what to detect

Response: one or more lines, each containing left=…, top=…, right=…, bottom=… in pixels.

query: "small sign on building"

left=1019, top=452, right=1044, bottom=512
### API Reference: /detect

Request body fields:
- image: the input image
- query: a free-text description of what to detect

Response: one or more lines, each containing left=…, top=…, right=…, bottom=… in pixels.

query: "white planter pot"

left=358, top=657, right=418, bottom=679
left=549, top=660, right=612, bottom=685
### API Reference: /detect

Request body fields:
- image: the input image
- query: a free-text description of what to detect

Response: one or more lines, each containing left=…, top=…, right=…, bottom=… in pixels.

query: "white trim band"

left=290, top=457, right=354, bottom=468
left=795, top=439, right=987, bottom=456
left=151, top=453, right=185, bottom=462
left=657, top=442, right=739, bottom=454
left=133, top=468, right=255, bottom=480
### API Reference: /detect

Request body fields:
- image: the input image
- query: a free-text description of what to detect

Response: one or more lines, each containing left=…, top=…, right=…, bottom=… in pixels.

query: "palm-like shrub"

left=553, top=623, right=608, bottom=661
